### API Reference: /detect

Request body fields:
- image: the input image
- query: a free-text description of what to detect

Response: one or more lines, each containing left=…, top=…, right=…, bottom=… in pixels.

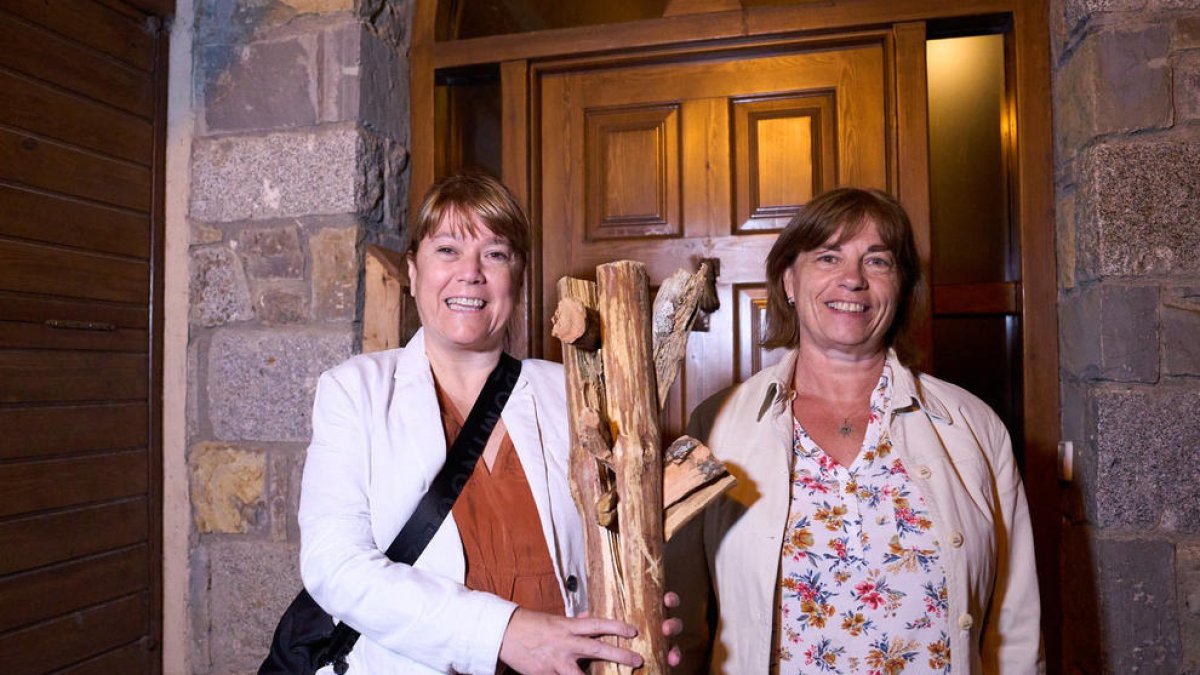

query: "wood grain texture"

left=0, top=129, right=152, bottom=212
left=0, top=593, right=149, bottom=673
left=0, top=238, right=150, bottom=303
left=555, top=276, right=621, bottom=671
left=0, top=498, right=149, bottom=575
left=597, top=261, right=667, bottom=675
left=0, top=450, right=149, bottom=518
left=0, top=184, right=151, bottom=258
left=1, top=0, right=156, bottom=70
left=0, top=12, right=154, bottom=117
left=362, top=245, right=412, bottom=354
left=0, top=351, right=148, bottom=404
left=0, top=403, right=148, bottom=460
left=0, top=545, right=148, bottom=633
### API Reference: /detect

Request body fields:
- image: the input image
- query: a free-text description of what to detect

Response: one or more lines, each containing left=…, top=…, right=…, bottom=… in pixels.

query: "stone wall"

left=1052, top=2, right=1200, bottom=672
left=185, top=1, right=409, bottom=671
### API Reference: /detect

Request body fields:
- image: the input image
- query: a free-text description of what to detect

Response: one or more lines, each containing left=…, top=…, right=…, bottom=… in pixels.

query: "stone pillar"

left=186, top=0, right=409, bottom=670
left=1052, top=2, right=1200, bottom=671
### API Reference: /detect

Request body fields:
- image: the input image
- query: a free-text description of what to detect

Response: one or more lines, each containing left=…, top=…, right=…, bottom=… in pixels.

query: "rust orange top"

left=438, top=384, right=566, bottom=617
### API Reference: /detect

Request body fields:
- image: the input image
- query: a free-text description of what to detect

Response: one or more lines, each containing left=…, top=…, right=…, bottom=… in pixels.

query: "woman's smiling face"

left=782, top=219, right=900, bottom=359
left=407, top=212, right=521, bottom=357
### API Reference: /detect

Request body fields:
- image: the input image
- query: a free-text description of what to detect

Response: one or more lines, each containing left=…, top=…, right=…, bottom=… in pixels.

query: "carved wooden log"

left=556, top=263, right=737, bottom=675
left=596, top=260, right=666, bottom=675
left=555, top=276, right=622, bottom=671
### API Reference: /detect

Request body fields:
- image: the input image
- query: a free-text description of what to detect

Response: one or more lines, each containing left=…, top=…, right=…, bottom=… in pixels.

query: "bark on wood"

left=597, top=260, right=667, bottom=675
left=552, top=296, right=602, bottom=351
left=554, top=277, right=622, bottom=658
left=662, top=435, right=736, bottom=541
left=650, top=263, right=709, bottom=408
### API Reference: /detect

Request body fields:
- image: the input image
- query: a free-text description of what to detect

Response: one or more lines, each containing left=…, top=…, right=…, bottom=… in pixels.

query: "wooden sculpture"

left=552, top=261, right=737, bottom=675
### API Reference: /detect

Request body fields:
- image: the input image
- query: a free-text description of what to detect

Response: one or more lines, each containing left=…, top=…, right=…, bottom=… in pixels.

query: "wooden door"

left=0, top=0, right=168, bottom=670
left=539, top=37, right=896, bottom=437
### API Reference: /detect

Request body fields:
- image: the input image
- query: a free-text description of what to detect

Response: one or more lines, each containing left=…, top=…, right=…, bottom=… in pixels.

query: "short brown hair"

left=407, top=172, right=531, bottom=272
left=762, top=187, right=922, bottom=359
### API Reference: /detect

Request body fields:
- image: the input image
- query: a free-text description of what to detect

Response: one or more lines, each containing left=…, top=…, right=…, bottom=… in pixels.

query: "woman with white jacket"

left=666, top=188, right=1041, bottom=674
left=299, top=173, right=678, bottom=674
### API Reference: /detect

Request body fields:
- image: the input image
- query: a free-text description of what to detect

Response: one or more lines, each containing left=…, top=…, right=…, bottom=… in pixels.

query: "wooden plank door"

left=0, top=0, right=168, bottom=670
left=539, top=37, right=895, bottom=438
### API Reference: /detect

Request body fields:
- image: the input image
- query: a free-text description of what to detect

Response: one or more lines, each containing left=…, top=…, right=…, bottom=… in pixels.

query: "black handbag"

left=259, top=353, right=523, bottom=675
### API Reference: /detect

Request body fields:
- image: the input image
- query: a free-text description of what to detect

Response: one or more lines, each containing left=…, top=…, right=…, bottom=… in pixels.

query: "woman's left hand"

left=662, top=591, right=683, bottom=667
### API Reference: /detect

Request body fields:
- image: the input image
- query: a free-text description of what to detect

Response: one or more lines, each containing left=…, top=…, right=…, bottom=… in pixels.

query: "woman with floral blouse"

left=666, top=188, right=1041, bottom=674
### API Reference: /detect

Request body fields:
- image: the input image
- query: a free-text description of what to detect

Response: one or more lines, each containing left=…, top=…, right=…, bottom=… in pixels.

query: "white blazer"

left=298, top=330, right=587, bottom=674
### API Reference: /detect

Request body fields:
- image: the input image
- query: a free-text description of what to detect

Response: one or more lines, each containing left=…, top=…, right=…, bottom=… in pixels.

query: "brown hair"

left=762, top=187, right=922, bottom=359
left=407, top=172, right=532, bottom=273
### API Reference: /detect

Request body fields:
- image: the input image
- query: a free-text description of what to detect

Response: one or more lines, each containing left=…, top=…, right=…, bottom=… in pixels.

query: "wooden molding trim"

left=362, top=245, right=416, bottom=354
left=932, top=282, right=1021, bottom=315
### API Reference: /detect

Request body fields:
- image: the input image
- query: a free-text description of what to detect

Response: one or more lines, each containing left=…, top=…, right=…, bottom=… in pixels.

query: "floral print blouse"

left=775, top=365, right=951, bottom=674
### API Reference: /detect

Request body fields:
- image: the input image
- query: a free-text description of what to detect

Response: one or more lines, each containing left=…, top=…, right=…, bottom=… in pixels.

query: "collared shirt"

left=775, top=364, right=952, bottom=674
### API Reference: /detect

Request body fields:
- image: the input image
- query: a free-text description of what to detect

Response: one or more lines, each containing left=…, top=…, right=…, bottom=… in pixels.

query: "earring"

left=787, top=297, right=795, bottom=307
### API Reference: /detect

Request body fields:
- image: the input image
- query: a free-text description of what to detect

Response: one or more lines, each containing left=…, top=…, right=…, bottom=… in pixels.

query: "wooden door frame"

left=409, top=0, right=1060, bottom=668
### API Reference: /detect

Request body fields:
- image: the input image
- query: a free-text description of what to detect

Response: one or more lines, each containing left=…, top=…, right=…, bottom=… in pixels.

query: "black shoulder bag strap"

left=318, top=352, right=523, bottom=673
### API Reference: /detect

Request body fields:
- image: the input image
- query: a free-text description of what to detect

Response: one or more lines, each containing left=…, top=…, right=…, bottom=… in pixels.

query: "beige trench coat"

left=666, top=349, right=1042, bottom=674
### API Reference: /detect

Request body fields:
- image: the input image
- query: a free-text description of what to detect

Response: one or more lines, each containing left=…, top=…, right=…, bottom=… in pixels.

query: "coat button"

left=949, top=531, right=964, bottom=548
left=915, top=465, right=933, bottom=479
left=958, top=613, right=974, bottom=630
left=565, top=575, right=579, bottom=592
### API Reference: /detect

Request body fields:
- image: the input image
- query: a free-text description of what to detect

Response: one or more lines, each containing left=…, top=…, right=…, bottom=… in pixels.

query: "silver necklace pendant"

left=837, top=417, right=853, bottom=437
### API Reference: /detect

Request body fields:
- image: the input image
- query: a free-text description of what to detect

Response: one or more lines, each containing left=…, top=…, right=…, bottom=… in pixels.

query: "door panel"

left=540, top=40, right=891, bottom=438
left=0, top=0, right=166, bottom=669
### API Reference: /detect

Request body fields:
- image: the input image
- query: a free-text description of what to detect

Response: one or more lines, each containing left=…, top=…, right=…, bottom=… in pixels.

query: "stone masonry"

left=1053, top=2, right=1200, bottom=672
left=186, top=1, right=409, bottom=671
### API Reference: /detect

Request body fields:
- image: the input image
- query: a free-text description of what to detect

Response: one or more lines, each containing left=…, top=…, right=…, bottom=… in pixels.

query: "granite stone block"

left=190, top=442, right=266, bottom=534
left=268, top=447, right=305, bottom=542
left=1054, top=25, right=1171, bottom=157
left=1176, top=49, right=1200, bottom=124
left=1095, top=538, right=1181, bottom=672
left=191, top=245, right=253, bottom=327
left=235, top=224, right=304, bottom=279
left=1078, top=140, right=1200, bottom=278
left=1178, top=541, right=1200, bottom=673
left=190, top=125, right=362, bottom=223
left=1177, top=15, right=1200, bottom=48
left=252, top=279, right=310, bottom=324
left=208, top=327, right=355, bottom=441
left=319, top=20, right=362, bottom=124
left=203, top=37, right=317, bottom=133
left=1091, top=386, right=1200, bottom=530
left=311, top=227, right=360, bottom=321
left=208, top=540, right=301, bottom=671
left=1163, top=286, right=1200, bottom=376
left=1060, top=283, right=1159, bottom=383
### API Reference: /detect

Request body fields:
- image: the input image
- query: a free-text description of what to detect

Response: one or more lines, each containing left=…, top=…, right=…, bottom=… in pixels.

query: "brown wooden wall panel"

left=0, top=498, right=148, bottom=576
left=56, top=642, right=148, bottom=675
left=933, top=281, right=1020, bottom=315
left=0, top=592, right=148, bottom=673
left=0, top=320, right=147, bottom=352
left=0, top=13, right=154, bottom=117
left=0, top=130, right=152, bottom=211
left=0, top=239, right=150, bottom=304
left=0, top=352, right=148, bottom=404
left=584, top=104, right=681, bottom=240
left=733, top=92, right=836, bottom=232
left=0, top=403, right=148, bottom=460
left=734, top=283, right=786, bottom=382
left=0, top=291, right=149, bottom=328
left=0, top=450, right=148, bottom=518
left=0, top=545, right=148, bottom=632
left=1, top=1, right=156, bottom=71
left=0, top=185, right=151, bottom=258
left=0, top=71, right=153, bottom=164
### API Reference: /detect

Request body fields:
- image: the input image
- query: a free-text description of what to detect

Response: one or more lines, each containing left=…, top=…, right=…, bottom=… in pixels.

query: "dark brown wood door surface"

left=0, top=1, right=168, bottom=671
left=539, top=38, right=893, bottom=438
